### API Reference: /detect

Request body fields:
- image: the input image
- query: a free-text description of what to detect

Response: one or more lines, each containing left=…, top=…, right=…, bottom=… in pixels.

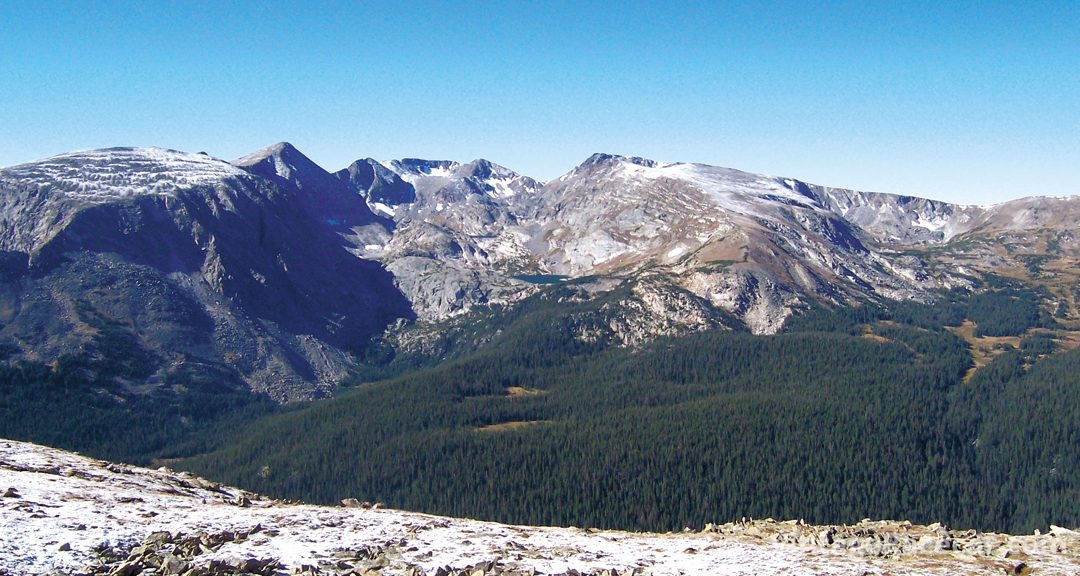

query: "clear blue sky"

left=1, top=1, right=1077, bottom=205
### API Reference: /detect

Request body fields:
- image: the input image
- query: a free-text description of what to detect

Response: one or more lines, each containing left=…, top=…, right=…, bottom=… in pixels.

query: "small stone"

left=127, top=544, right=151, bottom=559
left=145, top=531, right=171, bottom=545
left=1, top=487, right=19, bottom=498
left=58, top=542, right=71, bottom=552
left=161, top=554, right=188, bottom=575
left=239, top=558, right=280, bottom=573
left=917, top=535, right=940, bottom=552
left=109, top=560, right=143, bottom=576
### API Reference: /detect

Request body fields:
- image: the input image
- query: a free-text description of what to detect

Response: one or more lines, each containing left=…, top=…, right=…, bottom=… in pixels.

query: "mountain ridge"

left=0, top=146, right=412, bottom=401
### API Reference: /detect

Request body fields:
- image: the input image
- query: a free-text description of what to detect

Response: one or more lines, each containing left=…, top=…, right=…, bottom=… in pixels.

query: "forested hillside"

left=0, top=346, right=276, bottom=464
left=178, top=281, right=1079, bottom=535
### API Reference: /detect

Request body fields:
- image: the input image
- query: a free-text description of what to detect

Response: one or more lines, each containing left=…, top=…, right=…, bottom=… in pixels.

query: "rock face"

left=2, top=439, right=1076, bottom=576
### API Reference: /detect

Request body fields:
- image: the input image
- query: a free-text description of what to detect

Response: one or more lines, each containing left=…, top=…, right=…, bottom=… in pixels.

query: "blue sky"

left=1, top=1, right=1077, bottom=204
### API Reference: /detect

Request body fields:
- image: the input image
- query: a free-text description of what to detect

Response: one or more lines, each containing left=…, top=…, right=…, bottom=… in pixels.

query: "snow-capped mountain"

left=3, top=439, right=1075, bottom=575
left=2, top=143, right=1079, bottom=400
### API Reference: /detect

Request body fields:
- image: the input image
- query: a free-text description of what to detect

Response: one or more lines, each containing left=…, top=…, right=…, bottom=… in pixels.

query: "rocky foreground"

left=0, top=440, right=1076, bottom=576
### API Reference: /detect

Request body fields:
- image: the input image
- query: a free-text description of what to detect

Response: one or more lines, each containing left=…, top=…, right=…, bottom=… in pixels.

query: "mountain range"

left=2, top=143, right=1079, bottom=540
left=1, top=143, right=1078, bottom=402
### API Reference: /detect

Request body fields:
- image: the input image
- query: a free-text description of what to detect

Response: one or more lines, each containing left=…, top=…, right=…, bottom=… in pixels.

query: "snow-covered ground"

left=2, top=147, right=247, bottom=201
left=616, top=159, right=822, bottom=218
left=1, top=440, right=1076, bottom=575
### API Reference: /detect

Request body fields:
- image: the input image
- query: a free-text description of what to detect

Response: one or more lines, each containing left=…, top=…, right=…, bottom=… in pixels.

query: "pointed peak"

left=352, top=158, right=401, bottom=178
left=335, top=158, right=415, bottom=204
left=339, top=158, right=382, bottom=178
left=454, top=158, right=519, bottom=180
left=583, top=152, right=617, bottom=165
left=232, top=142, right=306, bottom=168
left=460, top=158, right=494, bottom=173
left=267, top=141, right=299, bottom=154
left=232, top=142, right=332, bottom=184
left=344, top=157, right=382, bottom=170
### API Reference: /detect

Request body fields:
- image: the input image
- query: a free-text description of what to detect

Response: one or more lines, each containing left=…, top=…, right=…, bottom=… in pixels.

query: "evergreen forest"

left=177, top=282, right=1078, bottom=535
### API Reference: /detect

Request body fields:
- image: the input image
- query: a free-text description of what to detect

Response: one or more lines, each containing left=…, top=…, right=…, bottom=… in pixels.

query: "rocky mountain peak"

left=451, top=159, right=543, bottom=200
left=572, top=153, right=659, bottom=174
left=234, top=142, right=382, bottom=232
left=231, top=141, right=298, bottom=162
left=0, top=147, right=251, bottom=257
left=983, top=195, right=1080, bottom=231
left=232, top=141, right=328, bottom=184
left=336, top=158, right=416, bottom=207
left=453, top=158, right=511, bottom=181
left=455, top=158, right=498, bottom=178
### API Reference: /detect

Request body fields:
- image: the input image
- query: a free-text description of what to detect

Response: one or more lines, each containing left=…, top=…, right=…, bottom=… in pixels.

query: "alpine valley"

left=0, top=145, right=1077, bottom=542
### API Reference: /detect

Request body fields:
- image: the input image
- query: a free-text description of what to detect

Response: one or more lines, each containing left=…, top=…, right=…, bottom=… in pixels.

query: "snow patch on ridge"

left=487, top=174, right=519, bottom=198
left=2, top=147, right=246, bottom=202
left=615, top=160, right=823, bottom=217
